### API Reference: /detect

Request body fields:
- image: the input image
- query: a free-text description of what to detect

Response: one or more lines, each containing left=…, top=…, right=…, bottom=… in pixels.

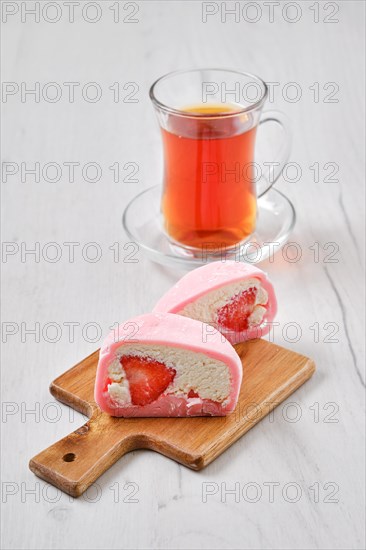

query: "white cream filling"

left=107, top=344, right=231, bottom=406
left=178, top=278, right=268, bottom=329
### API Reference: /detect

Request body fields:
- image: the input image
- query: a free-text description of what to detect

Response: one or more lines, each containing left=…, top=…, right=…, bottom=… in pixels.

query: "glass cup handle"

left=256, top=110, right=292, bottom=198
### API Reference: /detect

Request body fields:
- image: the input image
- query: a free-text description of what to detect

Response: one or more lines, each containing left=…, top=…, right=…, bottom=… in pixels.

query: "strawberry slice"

left=187, top=389, right=200, bottom=398
left=217, top=287, right=258, bottom=332
left=121, top=355, right=176, bottom=406
left=103, top=377, right=113, bottom=392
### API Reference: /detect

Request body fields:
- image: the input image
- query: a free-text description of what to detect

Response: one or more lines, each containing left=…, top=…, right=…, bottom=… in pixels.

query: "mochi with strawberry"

left=95, top=312, right=242, bottom=417
left=153, top=261, right=277, bottom=344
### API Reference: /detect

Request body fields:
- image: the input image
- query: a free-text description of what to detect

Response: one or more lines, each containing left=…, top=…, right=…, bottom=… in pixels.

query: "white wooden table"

left=2, top=1, right=365, bottom=549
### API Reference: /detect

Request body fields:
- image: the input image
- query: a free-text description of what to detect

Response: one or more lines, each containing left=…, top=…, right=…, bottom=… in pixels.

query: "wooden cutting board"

left=29, top=339, right=315, bottom=497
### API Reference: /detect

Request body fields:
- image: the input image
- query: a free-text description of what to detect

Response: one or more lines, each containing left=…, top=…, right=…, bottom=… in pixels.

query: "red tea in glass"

left=150, top=69, right=290, bottom=252
left=161, top=104, right=257, bottom=248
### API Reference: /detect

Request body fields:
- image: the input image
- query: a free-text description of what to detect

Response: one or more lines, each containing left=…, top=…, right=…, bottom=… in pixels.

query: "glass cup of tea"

left=150, top=69, right=291, bottom=253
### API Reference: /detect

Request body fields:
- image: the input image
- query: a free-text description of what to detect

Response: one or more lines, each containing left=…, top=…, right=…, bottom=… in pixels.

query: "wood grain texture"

left=29, top=340, right=315, bottom=497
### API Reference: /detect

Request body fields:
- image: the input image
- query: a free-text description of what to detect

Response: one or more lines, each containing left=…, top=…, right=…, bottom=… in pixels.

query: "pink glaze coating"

left=153, top=261, right=277, bottom=344
left=94, top=312, right=243, bottom=417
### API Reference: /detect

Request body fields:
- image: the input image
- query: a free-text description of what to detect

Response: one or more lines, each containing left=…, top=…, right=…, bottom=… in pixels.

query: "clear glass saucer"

left=122, top=184, right=296, bottom=269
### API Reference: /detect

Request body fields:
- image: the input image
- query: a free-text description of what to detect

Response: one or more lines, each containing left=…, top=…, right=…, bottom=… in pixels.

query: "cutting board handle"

left=29, top=412, right=139, bottom=497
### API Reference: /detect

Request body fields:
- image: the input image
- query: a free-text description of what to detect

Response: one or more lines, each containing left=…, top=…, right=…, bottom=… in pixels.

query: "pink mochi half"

left=154, top=261, right=277, bottom=345
left=95, top=312, right=243, bottom=417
